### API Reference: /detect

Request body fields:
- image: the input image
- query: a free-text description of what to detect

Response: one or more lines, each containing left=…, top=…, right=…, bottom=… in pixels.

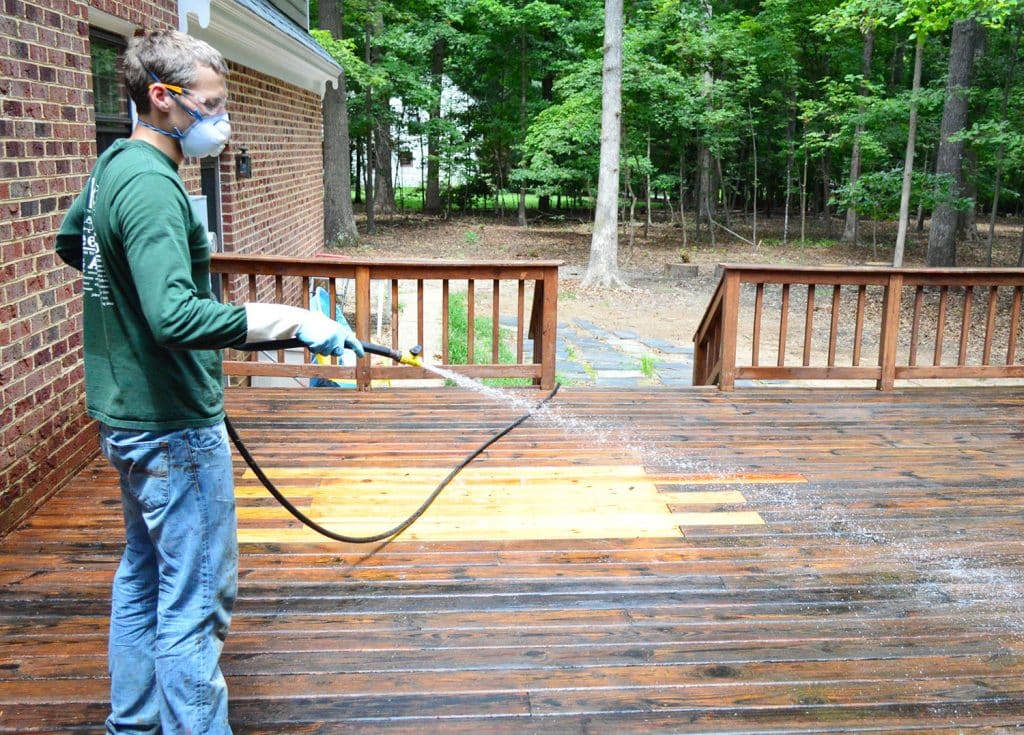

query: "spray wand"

left=236, top=338, right=424, bottom=367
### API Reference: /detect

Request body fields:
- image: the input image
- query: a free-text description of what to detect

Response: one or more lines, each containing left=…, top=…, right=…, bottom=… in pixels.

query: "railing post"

left=693, top=336, right=706, bottom=386
left=530, top=267, right=558, bottom=390
left=719, top=269, right=740, bottom=391
left=355, top=266, right=371, bottom=390
left=877, top=272, right=903, bottom=390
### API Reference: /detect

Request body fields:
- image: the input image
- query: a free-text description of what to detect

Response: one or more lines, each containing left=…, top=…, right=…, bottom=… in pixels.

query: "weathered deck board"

left=3, top=385, right=1024, bottom=732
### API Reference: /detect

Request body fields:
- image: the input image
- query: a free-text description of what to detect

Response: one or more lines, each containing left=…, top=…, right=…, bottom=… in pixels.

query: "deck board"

left=3, top=385, right=1024, bottom=732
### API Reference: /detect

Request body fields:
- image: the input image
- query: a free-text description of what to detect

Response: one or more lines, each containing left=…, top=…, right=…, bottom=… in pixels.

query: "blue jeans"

left=100, top=422, right=237, bottom=735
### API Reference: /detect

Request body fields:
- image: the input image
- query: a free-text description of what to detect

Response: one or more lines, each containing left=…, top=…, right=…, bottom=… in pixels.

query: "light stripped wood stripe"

left=675, top=511, right=766, bottom=527
left=657, top=490, right=748, bottom=504
left=238, top=464, right=679, bottom=542
left=235, top=465, right=801, bottom=542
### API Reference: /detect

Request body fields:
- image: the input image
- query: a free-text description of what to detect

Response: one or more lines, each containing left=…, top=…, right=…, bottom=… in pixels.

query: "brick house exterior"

left=1, top=0, right=341, bottom=534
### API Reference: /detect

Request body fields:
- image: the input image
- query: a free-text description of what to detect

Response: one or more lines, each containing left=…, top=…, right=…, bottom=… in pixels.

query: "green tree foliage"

left=312, top=0, right=1024, bottom=263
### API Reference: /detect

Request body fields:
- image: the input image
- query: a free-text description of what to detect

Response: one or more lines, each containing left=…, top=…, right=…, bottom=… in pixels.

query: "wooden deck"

left=4, top=385, right=1024, bottom=733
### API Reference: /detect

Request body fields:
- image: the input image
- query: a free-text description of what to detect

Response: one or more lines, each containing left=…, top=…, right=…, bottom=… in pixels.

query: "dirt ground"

left=340, top=212, right=1024, bottom=352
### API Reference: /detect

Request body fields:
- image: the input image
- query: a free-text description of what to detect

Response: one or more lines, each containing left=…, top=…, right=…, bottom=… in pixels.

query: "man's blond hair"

left=123, top=30, right=228, bottom=114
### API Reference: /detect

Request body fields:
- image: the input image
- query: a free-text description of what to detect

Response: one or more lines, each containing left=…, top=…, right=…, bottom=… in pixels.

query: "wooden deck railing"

left=694, top=264, right=1024, bottom=390
left=211, top=254, right=560, bottom=390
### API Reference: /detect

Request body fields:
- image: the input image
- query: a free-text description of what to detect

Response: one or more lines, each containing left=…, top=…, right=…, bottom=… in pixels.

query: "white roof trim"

left=88, top=7, right=139, bottom=37
left=180, top=0, right=341, bottom=96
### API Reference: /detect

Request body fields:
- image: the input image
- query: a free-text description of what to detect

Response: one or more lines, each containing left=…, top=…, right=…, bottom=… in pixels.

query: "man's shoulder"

left=103, top=140, right=178, bottom=178
left=99, top=141, right=184, bottom=204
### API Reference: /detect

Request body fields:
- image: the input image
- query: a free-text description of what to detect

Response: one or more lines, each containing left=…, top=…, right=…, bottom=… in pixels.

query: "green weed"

left=639, top=354, right=659, bottom=378
left=446, top=291, right=530, bottom=387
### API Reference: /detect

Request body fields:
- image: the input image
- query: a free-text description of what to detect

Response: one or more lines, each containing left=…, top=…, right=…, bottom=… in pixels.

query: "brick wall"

left=1, top=1, right=328, bottom=535
left=223, top=63, right=325, bottom=260
left=2, top=0, right=110, bottom=535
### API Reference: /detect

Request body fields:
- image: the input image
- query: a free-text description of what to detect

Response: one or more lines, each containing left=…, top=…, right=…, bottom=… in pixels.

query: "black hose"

left=235, top=338, right=405, bottom=362
left=224, top=382, right=561, bottom=543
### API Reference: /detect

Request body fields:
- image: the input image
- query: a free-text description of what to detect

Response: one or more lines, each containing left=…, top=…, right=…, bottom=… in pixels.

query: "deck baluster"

left=467, top=279, right=475, bottom=365
left=391, top=279, right=400, bottom=351
left=1008, top=286, right=1022, bottom=364
left=959, top=286, right=974, bottom=366
left=778, top=284, right=790, bottom=367
left=934, top=287, right=948, bottom=366
left=853, top=285, right=866, bottom=367
left=828, top=284, right=841, bottom=367
left=517, top=281, right=526, bottom=363
left=752, top=283, right=764, bottom=367
left=416, top=279, right=425, bottom=353
left=492, top=280, right=500, bottom=364
left=442, top=279, right=450, bottom=364
left=982, top=285, right=998, bottom=365
left=909, top=286, right=924, bottom=367
left=803, top=284, right=815, bottom=367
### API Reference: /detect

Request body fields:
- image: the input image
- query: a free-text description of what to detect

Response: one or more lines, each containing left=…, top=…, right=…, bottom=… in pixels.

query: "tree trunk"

left=927, top=18, right=985, bottom=267
left=749, top=103, right=758, bottom=249
left=645, top=133, right=652, bottom=232
left=581, top=0, right=626, bottom=289
left=517, top=28, right=528, bottom=227
left=679, top=152, right=688, bottom=248
left=820, top=152, right=832, bottom=237
left=893, top=35, right=924, bottom=268
left=987, top=23, right=1021, bottom=266
left=354, top=140, right=362, bottom=204
left=374, top=118, right=395, bottom=215
left=367, top=12, right=394, bottom=217
left=424, top=37, right=444, bottom=215
left=889, top=40, right=905, bottom=88
left=320, top=0, right=358, bottom=245
left=842, top=26, right=875, bottom=245
left=915, top=150, right=928, bottom=232
left=538, top=73, right=555, bottom=212
left=716, top=157, right=728, bottom=228
left=626, top=164, right=636, bottom=249
left=800, top=148, right=808, bottom=243
left=363, top=20, right=376, bottom=235
left=696, top=0, right=715, bottom=238
left=783, top=101, right=795, bottom=246
left=694, top=154, right=703, bottom=241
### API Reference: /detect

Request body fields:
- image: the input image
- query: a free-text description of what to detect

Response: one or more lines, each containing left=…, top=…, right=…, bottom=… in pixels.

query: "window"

left=398, top=149, right=414, bottom=167
left=90, top=29, right=131, bottom=154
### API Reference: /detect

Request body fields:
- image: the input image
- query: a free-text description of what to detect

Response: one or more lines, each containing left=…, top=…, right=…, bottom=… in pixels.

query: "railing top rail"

left=212, top=253, right=564, bottom=270
left=716, top=263, right=1024, bottom=277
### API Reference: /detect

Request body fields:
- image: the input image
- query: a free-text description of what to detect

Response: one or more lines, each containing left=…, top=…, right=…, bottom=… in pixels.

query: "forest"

left=311, top=0, right=1023, bottom=270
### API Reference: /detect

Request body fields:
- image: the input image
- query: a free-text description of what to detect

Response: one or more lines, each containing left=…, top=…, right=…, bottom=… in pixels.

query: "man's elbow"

left=149, top=309, right=198, bottom=348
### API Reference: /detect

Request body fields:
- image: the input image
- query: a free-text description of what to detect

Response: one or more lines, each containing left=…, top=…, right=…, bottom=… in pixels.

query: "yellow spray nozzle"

left=361, top=342, right=423, bottom=366
left=400, top=344, right=424, bottom=368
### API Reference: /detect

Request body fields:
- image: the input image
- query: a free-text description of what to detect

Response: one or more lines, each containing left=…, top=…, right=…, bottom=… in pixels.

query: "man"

left=55, top=30, right=360, bottom=734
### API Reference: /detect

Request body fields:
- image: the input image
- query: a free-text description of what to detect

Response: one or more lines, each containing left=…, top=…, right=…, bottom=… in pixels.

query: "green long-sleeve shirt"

left=56, top=139, right=248, bottom=430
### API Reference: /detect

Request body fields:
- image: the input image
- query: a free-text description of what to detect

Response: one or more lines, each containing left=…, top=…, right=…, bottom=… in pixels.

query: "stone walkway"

left=555, top=319, right=695, bottom=387
left=509, top=316, right=695, bottom=388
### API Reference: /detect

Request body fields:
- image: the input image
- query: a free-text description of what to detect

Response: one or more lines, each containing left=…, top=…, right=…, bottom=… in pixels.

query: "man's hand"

left=296, top=312, right=365, bottom=357
left=243, top=303, right=365, bottom=357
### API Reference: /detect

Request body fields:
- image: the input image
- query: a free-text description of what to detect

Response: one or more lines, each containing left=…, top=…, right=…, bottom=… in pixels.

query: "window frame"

left=89, top=27, right=131, bottom=154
